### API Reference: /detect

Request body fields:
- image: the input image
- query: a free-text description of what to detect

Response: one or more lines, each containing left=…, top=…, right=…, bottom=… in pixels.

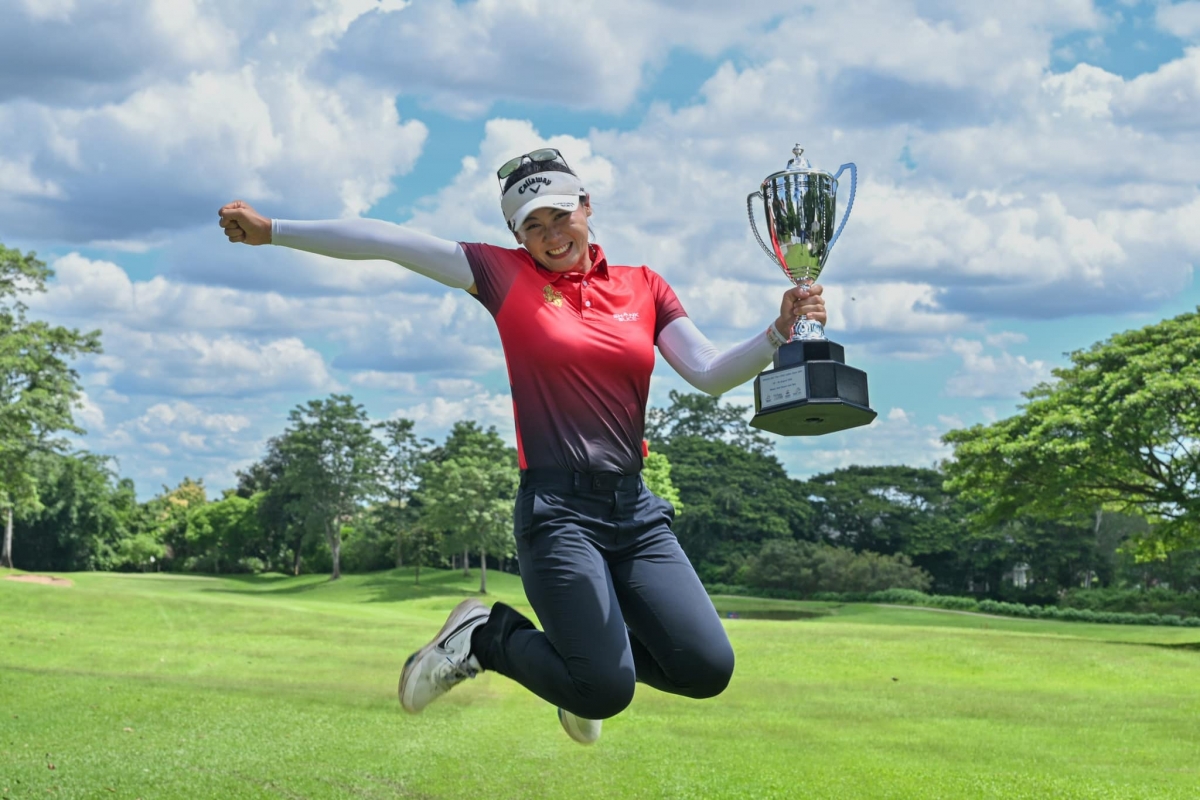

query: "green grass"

left=2, top=567, right=1198, bottom=799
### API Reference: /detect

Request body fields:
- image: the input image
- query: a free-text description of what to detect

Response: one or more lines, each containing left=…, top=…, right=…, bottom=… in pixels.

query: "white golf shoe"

left=399, top=598, right=489, bottom=714
left=558, top=707, right=602, bottom=745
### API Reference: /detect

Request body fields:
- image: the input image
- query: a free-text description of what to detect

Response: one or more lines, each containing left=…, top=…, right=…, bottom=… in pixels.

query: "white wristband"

left=766, top=324, right=789, bottom=349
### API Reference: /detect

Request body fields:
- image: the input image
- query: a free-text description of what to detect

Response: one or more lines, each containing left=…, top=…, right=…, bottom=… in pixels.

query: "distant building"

left=1003, top=563, right=1031, bottom=588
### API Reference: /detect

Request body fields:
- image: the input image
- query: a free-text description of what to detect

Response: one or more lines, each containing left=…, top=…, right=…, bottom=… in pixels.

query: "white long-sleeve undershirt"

left=270, top=217, right=781, bottom=395
left=272, top=218, right=475, bottom=289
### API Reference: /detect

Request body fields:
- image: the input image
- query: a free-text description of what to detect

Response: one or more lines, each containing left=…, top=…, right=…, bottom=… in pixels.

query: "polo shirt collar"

left=534, top=244, right=610, bottom=283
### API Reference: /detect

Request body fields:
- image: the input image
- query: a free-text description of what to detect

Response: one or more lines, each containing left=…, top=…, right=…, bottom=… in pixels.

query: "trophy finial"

left=787, top=144, right=809, bottom=169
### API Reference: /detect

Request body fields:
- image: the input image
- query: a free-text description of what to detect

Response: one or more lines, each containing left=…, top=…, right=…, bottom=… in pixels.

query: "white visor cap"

left=501, top=170, right=586, bottom=232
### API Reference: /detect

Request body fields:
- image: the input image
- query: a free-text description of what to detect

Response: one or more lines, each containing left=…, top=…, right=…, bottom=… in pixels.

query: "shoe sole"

left=558, top=708, right=601, bottom=745
left=399, top=597, right=486, bottom=714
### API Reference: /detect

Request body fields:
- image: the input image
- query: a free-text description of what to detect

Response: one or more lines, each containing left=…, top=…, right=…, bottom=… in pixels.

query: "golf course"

left=2, top=568, right=1197, bottom=799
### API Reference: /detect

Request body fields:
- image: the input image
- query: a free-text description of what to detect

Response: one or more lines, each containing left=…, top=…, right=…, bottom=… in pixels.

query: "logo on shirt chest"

left=612, top=312, right=640, bottom=322
left=542, top=285, right=564, bottom=307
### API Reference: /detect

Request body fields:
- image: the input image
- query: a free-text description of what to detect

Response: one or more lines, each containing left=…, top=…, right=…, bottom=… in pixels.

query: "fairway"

left=2, top=570, right=1198, bottom=799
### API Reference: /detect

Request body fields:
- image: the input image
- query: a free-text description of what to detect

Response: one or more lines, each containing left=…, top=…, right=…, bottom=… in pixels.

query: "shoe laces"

left=435, top=655, right=478, bottom=688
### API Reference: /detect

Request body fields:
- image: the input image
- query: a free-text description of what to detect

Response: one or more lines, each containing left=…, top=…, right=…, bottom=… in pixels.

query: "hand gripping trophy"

left=747, top=145, right=876, bottom=436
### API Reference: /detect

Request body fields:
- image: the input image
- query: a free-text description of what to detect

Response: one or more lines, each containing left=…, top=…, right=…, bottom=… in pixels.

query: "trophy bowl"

left=747, top=144, right=876, bottom=436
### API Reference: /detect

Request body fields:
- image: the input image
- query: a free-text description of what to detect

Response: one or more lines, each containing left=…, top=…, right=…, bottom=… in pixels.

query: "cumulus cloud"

left=1157, top=2, right=1200, bottom=39
left=326, top=0, right=806, bottom=116
left=5, top=0, right=1198, bottom=492
left=0, top=68, right=427, bottom=243
left=74, top=391, right=106, bottom=433
left=944, top=338, right=1052, bottom=398
left=1115, top=47, right=1200, bottom=132
left=777, top=405, right=954, bottom=478
left=0, top=0, right=237, bottom=104
left=349, top=371, right=419, bottom=392
left=392, top=393, right=516, bottom=440
left=96, top=399, right=269, bottom=495
left=108, top=332, right=336, bottom=397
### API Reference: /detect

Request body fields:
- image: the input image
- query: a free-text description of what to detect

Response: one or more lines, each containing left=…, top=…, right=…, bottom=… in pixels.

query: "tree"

left=147, top=477, right=206, bottom=571
left=375, top=418, right=433, bottom=569
left=279, top=395, right=385, bottom=580
left=643, top=450, right=683, bottom=513
left=186, top=493, right=263, bottom=573
left=743, top=539, right=932, bottom=595
left=0, top=244, right=103, bottom=567
left=944, top=309, right=1200, bottom=557
left=13, top=450, right=136, bottom=572
left=417, top=422, right=518, bottom=593
left=804, top=465, right=960, bottom=557
left=646, top=390, right=774, bottom=455
left=238, top=436, right=310, bottom=574
left=657, top=435, right=813, bottom=582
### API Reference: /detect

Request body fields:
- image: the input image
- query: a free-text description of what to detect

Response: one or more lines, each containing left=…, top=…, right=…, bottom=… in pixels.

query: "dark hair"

left=502, top=159, right=577, bottom=194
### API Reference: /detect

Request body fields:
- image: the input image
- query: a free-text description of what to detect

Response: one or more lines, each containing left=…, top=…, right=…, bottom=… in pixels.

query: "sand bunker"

left=4, top=574, right=73, bottom=587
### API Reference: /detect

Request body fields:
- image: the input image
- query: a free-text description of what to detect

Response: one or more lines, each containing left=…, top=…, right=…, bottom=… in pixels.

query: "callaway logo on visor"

left=502, top=170, right=587, bottom=230
left=518, top=176, right=553, bottom=194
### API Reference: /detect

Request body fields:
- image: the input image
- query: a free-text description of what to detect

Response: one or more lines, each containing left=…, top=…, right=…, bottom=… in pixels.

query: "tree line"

left=3, top=240, right=1198, bottom=604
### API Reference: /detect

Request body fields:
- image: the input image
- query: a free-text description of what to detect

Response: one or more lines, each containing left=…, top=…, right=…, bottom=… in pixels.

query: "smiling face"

left=514, top=198, right=593, bottom=273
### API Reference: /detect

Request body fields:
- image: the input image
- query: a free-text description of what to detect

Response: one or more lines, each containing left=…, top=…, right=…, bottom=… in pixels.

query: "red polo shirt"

left=463, top=242, right=687, bottom=474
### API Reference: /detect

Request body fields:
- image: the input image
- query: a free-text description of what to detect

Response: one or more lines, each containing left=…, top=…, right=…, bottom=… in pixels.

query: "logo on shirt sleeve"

left=542, top=285, right=564, bottom=307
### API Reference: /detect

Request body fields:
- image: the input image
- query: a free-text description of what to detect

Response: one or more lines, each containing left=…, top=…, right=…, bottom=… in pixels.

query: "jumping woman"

left=218, top=148, right=826, bottom=745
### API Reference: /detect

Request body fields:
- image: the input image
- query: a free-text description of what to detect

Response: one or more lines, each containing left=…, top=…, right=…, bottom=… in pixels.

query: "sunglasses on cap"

left=496, top=148, right=572, bottom=183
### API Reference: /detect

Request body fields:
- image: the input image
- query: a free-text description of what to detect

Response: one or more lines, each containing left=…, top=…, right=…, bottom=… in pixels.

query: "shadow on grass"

left=198, top=568, right=508, bottom=605
left=354, top=570, right=491, bottom=604
left=711, top=608, right=833, bottom=621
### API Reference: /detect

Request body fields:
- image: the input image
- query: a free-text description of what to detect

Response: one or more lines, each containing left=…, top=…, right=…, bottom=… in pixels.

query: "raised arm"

left=657, top=285, right=825, bottom=395
left=217, top=201, right=476, bottom=292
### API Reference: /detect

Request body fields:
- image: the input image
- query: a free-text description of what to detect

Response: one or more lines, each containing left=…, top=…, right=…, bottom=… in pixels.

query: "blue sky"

left=1, top=0, right=1197, bottom=497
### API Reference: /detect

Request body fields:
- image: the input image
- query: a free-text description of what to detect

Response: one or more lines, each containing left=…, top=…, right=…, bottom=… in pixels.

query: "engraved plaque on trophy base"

left=750, top=339, right=877, bottom=436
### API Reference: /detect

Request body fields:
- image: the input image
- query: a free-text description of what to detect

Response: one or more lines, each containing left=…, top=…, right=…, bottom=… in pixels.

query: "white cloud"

left=327, top=0, right=806, bottom=116
left=778, top=406, right=953, bottom=478
left=0, top=64, right=426, bottom=244
left=18, top=0, right=75, bottom=23
left=94, top=399, right=271, bottom=496
left=349, top=371, right=419, bottom=392
left=0, top=157, right=64, bottom=198
left=1115, top=47, right=1200, bottom=131
left=5, top=0, right=1199, bottom=494
left=1157, top=2, right=1200, bottom=39
left=827, top=282, right=971, bottom=340
left=394, top=393, right=516, bottom=439
left=106, top=331, right=335, bottom=397
left=0, top=0, right=237, bottom=106
left=135, top=402, right=252, bottom=435
left=944, top=338, right=1052, bottom=398
left=74, top=392, right=105, bottom=432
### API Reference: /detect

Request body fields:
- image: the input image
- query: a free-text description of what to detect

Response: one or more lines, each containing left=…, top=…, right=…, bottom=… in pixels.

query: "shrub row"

left=704, top=585, right=1200, bottom=627
left=972, top=599, right=1200, bottom=627
left=1060, top=587, right=1200, bottom=618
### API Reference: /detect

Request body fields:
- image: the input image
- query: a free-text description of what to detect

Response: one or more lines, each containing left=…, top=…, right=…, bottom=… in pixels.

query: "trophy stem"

left=792, top=316, right=826, bottom=341
left=791, top=279, right=827, bottom=341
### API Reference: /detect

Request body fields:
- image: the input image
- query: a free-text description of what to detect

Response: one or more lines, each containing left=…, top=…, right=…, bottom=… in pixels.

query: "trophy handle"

left=829, top=162, right=857, bottom=256
left=747, top=191, right=780, bottom=267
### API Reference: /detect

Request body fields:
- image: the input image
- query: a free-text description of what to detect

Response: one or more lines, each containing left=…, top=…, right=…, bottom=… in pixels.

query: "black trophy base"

left=750, top=338, right=877, bottom=437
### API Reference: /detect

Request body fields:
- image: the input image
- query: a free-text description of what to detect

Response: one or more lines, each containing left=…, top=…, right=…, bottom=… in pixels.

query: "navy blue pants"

left=471, top=471, right=735, bottom=720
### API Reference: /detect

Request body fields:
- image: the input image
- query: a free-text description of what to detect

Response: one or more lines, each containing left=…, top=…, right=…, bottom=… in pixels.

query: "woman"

left=219, top=148, right=825, bottom=745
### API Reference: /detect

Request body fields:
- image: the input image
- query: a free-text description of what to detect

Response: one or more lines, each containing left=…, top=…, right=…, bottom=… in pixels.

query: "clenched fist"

left=218, top=200, right=271, bottom=245
left=775, top=282, right=826, bottom=338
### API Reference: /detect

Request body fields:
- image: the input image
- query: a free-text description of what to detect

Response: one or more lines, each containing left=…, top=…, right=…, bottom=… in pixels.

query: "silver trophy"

left=747, top=144, right=876, bottom=436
